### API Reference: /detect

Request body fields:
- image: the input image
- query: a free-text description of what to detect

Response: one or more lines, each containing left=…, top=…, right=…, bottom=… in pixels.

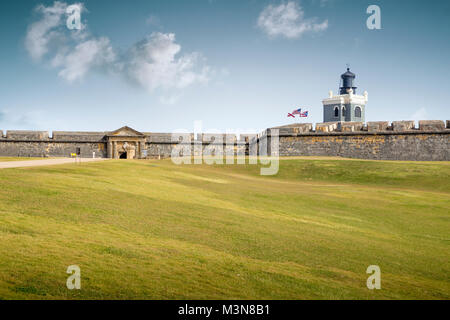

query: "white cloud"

left=25, top=2, right=212, bottom=93
left=25, top=1, right=67, bottom=61
left=126, top=32, right=210, bottom=92
left=52, top=37, right=115, bottom=82
left=25, top=1, right=113, bottom=83
left=257, top=1, right=328, bottom=39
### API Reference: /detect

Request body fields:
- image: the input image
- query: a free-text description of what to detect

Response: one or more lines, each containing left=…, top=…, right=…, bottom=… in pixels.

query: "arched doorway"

left=119, top=152, right=127, bottom=159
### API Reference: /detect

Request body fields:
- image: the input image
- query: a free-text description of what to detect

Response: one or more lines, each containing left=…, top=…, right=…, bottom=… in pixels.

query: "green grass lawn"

left=0, top=158, right=448, bottom=299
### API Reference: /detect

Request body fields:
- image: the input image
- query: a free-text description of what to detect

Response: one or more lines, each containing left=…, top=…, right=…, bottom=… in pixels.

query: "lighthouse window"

left=355, top=106, right=362, bottom=118
left=334, top=106, right=339, bottom=117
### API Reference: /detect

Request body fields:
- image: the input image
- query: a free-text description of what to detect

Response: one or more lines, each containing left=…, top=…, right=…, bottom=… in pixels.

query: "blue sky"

left=0, top=0, right=449, bottom=133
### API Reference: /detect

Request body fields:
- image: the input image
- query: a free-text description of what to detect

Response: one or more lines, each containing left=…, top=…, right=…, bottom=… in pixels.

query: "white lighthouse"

left=322, top=68, right=368, bottom=123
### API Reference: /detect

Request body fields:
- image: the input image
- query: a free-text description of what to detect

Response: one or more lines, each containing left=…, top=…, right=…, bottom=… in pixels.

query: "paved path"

left=0, top=158, right=108, bottom=169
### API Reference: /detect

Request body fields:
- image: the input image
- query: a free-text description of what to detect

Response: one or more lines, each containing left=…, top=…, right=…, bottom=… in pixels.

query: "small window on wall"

left=342, top=107, right=347, bottom=117
left=334, top=106, right=339, bottom=117
left=355, top=106, right=362, bottom=118
left=76, top=147, right=81, bottom=155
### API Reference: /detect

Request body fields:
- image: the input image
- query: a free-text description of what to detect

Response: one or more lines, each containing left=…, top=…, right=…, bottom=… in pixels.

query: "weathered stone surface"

left=419, top=120, right=446, bottom=131
left=145, top=133, right=174, bottom=143
left=273, top=123, right=313, bottom=135
left=52, top=131, right=106, bottom=141
left=146, top=143, right=173, bottom=158
left=6, top=130, right=49, bottom=140
left=145, top=142, right=247, bottom=159
left=392, top=121, right=415, bottom=132
left=239, top=133, right=257, bottom=142
left=277, top=132, right=449, bottom=161
left=446, top=120, right=450, bottom=129
left=340, top=122, right=364, bottom=132
left=316, top=122, right=338, bottom=133
left=367, top=121, right=390, bottom=132
left=200, top=133, right=237, bottom=144
left=0, top=141, right=107, bottom=158
left=296, top=123, right=313, bottom=133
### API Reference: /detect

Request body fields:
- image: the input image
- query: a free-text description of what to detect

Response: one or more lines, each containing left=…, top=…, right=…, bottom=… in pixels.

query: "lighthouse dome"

left=341, top=68, right=355, bottom=79
left=339, top=67, right=357, bottom=94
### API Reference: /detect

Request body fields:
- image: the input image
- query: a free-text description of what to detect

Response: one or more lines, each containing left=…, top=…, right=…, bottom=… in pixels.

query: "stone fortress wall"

left=0, top=129, right=250, bottom=159
left=0, top=131, right=109, bottom=158
left=0, top=120, right=449, bottom=161
left=257, top=120, right=450, bottom=161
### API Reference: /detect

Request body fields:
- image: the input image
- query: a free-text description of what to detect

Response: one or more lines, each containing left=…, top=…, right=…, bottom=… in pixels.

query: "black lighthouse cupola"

left=339, top=68, right=357, bottom=95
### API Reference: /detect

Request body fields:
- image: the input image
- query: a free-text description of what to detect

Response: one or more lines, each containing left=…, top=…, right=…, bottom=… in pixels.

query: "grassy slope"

left=0, top=158, right=448, bottom=299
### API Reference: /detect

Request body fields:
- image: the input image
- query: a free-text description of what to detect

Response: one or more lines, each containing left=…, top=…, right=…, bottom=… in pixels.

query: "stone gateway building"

left=0, top=69, right=449, bottom=161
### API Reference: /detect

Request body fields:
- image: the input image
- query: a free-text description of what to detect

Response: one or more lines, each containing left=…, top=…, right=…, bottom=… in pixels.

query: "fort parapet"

left=256, top=120, right=449, bottom=161
left=0, top=121, right=449, bottom=161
